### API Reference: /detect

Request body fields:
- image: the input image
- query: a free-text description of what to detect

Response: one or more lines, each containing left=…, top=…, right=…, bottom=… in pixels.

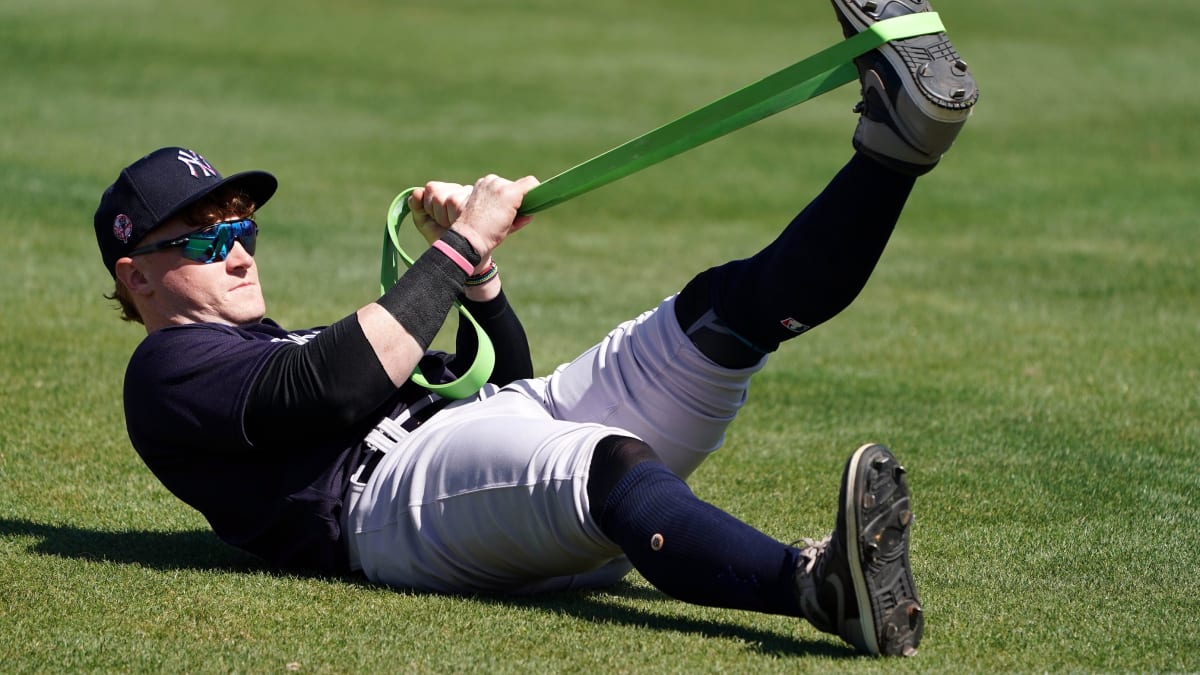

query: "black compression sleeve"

left=376, top=231, right=480, bottom=349
left=452, top=290, right=534, bottom=385
left=245, top=313, right=395, bottom=446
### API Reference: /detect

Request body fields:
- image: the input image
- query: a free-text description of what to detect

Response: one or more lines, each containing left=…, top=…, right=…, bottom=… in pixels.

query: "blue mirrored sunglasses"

left=128, top=219, right=258, bottom=264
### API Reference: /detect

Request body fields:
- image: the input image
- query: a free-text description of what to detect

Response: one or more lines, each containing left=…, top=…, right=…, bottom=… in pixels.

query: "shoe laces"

left=792, top=536, right=835, bottom=632
left=794, top=536, right=832, bottom=577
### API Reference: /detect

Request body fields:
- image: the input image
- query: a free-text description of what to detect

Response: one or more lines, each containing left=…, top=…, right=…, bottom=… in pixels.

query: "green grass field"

left=3, top=0, right=1198, bottom=671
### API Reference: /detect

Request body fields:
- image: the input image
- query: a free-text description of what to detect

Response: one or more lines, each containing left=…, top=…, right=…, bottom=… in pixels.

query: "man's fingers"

left=514, top=175, right=541, bottom=193
left=511, top=177, right=539, bottom=226
left=509, top=176, right=541, bottom=219
left=418, top=181, right=473, bottom=227
left=408, top=188, right=427, bottom=215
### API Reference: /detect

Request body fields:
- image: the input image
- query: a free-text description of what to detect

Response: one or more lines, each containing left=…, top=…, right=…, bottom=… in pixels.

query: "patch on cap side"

left=113, top=214, right=133, bottom=243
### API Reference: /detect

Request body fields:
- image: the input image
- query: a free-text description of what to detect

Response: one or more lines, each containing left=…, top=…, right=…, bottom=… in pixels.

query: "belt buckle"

left=351, top=417, right=410, bottom=485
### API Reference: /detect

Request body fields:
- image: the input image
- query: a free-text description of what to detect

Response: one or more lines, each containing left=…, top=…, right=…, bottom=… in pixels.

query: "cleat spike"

left=902, top=646, right=918, bottom=657
left=900, top=510, right=913, bottom=526
left=864, top=542, right=879, bottom=561
left=954, top=59, right=969, bottom=73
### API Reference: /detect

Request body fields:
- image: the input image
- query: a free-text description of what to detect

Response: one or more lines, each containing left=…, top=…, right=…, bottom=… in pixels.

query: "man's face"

left=121, top=217, right=267, bottom=328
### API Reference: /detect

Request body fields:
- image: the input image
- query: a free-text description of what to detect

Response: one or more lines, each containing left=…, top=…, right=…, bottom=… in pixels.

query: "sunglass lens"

left=179, top=220, right=256, bottom=263
left=181, top=234, right=221, bottom=263
left=235, top=221, right=257, bottom=255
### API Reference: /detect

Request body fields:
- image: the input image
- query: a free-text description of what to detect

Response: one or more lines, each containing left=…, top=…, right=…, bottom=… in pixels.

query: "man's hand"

left=409, top=175, right=538, bottom=269
left=410, top=181, right=472, bottom=246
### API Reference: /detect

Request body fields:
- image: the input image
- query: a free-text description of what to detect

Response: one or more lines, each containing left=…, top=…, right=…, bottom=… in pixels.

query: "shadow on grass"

left=0, top=517, right=265, bottom=572
left=2, top=517, right=855, bottom=659
left=471, top=589, right=854, bottom=659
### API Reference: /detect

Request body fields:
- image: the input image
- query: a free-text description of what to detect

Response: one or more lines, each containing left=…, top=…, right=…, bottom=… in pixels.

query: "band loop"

left=383, top=189, right=496, bottom=400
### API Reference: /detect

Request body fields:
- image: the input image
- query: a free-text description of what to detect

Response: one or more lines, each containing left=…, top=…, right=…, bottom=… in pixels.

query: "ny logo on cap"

left=177, top=149, right=217, bottom=178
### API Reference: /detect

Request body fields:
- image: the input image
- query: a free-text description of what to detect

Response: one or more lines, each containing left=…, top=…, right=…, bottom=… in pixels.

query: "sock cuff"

left=597, top=461, right=683, bottom=528
left=684, top=309, right=772, bottom=354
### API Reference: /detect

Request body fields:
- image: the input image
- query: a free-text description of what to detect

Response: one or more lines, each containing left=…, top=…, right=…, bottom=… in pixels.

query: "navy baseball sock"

left=596, top=460, right=804, bottom=616
left=675, top=153, right=916, bottom=357
left=673, top=275, right=765, bottom=368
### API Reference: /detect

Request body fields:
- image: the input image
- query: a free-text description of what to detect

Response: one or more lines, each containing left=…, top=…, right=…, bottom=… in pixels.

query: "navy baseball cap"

left=94, top=147, right=277, bottom=277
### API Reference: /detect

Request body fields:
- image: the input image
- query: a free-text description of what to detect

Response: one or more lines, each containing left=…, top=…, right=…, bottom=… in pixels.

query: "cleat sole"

left=843, top=443, right=924, bottom=656
left=832, top=0, right=979, bottom=119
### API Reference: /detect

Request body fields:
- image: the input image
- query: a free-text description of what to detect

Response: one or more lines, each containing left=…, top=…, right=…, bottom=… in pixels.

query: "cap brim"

left=160, top=169, right=278, bottom=226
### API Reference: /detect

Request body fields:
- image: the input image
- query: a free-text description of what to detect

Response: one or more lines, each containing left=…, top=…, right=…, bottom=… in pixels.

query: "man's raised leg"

left=676, top=0, right=979, bottom=367
left=659, top=0, right=980, bottom=656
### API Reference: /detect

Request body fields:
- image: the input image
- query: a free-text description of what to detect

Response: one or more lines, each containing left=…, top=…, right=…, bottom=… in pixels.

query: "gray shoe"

left=831, top=0, right=980, bottom=175
left=794, top=443, right=924, bottom=656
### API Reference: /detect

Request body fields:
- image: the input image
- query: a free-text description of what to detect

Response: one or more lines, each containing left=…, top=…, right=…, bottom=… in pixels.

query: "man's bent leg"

left=587, top=435, right=924, bottom=656
left=589, top=435, right=807, bottom=616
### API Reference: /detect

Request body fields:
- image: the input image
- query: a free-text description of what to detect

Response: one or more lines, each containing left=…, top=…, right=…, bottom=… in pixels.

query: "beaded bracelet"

left=465, top=261, right=499, bottom=286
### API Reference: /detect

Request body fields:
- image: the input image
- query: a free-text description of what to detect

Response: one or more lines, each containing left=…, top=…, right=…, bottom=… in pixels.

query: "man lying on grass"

left=93, top=0, right=976, bottom=657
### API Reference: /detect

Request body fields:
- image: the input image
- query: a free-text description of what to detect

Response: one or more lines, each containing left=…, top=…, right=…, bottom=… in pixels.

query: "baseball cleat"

left=832, top=0, right=980, bottom=175
left=794, top=443, right=923, bottom=656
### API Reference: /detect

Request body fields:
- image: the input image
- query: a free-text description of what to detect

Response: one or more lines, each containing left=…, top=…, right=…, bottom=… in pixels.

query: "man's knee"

left=587, top=435, right=660, bottom=523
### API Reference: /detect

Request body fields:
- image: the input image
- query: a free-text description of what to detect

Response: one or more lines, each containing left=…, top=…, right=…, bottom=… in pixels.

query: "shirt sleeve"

left=450, top=289, right=534, bottom=386
left=243, top=313, right=398, bottom=447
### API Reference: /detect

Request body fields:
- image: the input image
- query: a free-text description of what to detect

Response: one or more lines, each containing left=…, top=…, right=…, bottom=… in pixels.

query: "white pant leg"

left=347, top=388, right=630, bottom=594
left=543, top=294, right=765, bottom=478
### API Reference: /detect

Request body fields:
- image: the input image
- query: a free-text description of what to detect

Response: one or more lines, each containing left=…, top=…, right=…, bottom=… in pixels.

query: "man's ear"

left=114, top=257, right=152, bottom=298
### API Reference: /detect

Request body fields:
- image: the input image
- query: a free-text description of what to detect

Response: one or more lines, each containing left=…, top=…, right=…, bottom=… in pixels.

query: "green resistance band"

left=519, top=12, right=945, bottom=213
left=382, top=12, right=945, bottom=399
